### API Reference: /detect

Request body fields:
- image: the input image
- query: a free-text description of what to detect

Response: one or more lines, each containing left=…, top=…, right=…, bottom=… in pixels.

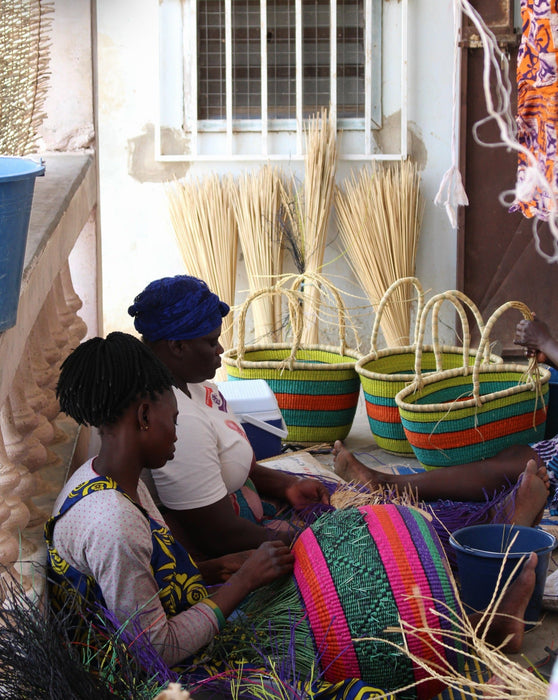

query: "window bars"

left=155, top=0, right=407, bottom=161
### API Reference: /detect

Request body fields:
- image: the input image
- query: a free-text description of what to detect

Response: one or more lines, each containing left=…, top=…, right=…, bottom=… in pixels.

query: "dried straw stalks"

left=0, top=0, right=53, bottom=155
left=280, top=109, right=338, bottom=345
left=300, top=109, right=338, bottom=344
left=229, top=166, right=284, bottom=342
left=335, top=160, right=424, bottom=348
left=166, top=174, right=238, bottom=352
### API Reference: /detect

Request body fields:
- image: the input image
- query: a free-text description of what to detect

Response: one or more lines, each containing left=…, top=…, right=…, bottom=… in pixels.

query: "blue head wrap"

left=128, top=276, right=230, bottom=342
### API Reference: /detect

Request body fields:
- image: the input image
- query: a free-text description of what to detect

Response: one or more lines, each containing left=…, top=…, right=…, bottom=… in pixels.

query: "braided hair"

left=56, top=332, right=174, bottom=427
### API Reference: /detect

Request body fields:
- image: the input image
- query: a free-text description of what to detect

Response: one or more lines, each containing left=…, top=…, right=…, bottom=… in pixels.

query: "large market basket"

left=395, top=301, right=550, bottom=469
left=223, top=282, right=361, bottom=443
left=239, top=504, right=466, bottom=699
left=356, top=278, right=502, bottom=455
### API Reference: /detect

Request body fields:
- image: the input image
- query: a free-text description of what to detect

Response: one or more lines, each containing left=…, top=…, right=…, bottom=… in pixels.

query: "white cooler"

left=216, top=379, right=288, bottom=460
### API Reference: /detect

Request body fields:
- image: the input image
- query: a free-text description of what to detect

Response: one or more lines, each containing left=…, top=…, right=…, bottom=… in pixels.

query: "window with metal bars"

left=157, top=0, right=403, bottom=160
left=197, top=0, right=370, bottom=122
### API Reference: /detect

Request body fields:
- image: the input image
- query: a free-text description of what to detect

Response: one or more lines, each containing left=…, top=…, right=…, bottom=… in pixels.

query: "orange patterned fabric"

left=512, top=0, right=558, bottom=219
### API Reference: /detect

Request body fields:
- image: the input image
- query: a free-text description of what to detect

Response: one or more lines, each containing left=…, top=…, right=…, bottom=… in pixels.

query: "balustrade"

left=0, top=154, right=97, bottom=595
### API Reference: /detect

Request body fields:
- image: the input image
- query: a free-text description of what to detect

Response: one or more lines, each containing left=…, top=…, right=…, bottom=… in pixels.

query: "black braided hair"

left=56, top=332, right=174, bottom=427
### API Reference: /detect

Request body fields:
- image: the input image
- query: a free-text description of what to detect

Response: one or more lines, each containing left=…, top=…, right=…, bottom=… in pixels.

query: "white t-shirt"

left=150, top=383, right=254, bottom=510
left=51, top=460, right=221, bottom=667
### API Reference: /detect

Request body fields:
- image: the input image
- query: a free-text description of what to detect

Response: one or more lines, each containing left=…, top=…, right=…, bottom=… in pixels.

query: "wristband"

left=203, top=598, right=226, bottom=629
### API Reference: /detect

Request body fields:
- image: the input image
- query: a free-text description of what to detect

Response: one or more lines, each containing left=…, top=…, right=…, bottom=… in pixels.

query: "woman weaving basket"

left=127, top=275, right=330, bottom=560
left=46, top=332, right=540, bottom=698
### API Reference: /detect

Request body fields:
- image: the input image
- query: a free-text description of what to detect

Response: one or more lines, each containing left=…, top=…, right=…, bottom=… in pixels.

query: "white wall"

left=90, top=0, right=457, bottom=348
left=38, top=0, right=95, bottom=151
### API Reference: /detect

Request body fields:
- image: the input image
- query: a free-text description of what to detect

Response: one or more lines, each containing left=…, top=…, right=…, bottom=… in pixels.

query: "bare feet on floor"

left=510, top=459, right=550, bottom=528
left=332, top=440, right=385, bottom=488
left=481, top=551, right=537, bottom=653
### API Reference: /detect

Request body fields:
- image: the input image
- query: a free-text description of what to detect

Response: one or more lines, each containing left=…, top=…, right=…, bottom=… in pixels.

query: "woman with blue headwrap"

left=128, top=275, right=330, bottom=561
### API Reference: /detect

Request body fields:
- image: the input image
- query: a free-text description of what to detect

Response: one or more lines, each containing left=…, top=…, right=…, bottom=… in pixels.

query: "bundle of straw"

left=166, top=174, right=238, bottom=352
left=378, top=561, right=550, bottom=700
left=301, top=109, right=338, bottom=344
left=0, top=0, right=53, bottom=155
left=335, top=160, right=424, bottom=347
left=229, top=166, right=284, bottom=342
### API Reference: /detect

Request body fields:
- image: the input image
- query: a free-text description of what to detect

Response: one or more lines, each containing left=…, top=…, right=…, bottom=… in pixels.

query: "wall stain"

left=127, top=123, right=191, bottom=183
left=374, top=110, right=427, bottom=169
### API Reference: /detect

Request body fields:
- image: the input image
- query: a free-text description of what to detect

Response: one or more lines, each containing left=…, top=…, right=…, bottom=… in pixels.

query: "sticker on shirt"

left=225, top=419, right=249, bottom=442
left=205, top=386, right=228, bottom=412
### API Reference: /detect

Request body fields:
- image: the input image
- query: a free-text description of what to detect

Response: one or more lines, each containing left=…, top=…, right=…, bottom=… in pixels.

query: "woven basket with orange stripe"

left=395, top=301, right=550, bottom=469
left=356, top=278, right=502, bottom=455
left=223, top=282, right=361, bottom=443
left=293, top=505, right=467, bottom=698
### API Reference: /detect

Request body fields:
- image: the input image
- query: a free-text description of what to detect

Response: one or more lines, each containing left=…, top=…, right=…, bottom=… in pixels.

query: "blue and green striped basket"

left=223, top=284, right=361, bottom=443
left=224, top=343, right=361, bottom=443
left=395, top=301, right=550, bottom=469
left=357, top=280, right=502, bottom=455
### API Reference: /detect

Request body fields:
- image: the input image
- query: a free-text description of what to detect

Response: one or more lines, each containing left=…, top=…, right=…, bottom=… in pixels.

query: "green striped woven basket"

left=356, top=278, right=502, bottom=455
left=395, top=301, right=550, bottom=469
left=223, top=285, right=361, bottom=443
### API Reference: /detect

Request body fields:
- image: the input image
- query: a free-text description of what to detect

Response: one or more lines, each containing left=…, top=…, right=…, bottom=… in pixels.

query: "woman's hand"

left=284, top=477, right=330, bottom=509
left=209, top=541, right=294, bottom=617
left=250, top=462, right=330, bottom=508
left=237, top=540, right=294, bottom=589
left=197, top=550, right=255, bottom=583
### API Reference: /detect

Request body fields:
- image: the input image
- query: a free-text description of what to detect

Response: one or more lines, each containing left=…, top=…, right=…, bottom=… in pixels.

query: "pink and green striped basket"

left=292, top=504, right=466, bottom=698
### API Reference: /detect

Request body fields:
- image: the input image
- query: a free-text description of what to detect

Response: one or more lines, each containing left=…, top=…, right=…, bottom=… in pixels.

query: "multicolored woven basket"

left=223, top=284, right=361, bottom=443
left=292, top=504, right=466, bottom=699
left=356, top=278, right=502, bottom=455
left=395, top=301, right=550, bottom=469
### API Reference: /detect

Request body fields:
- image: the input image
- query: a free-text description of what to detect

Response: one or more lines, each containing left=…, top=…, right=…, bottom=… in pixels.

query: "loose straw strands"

left=335, top=161, right=424, bottom=348
left=166, top=174, right=238, bottom=352
left=351, top=538, right=549, bottom=700
left=229, top=166, right=284, bottom=342
left=301, top=109, right=338, bottom=345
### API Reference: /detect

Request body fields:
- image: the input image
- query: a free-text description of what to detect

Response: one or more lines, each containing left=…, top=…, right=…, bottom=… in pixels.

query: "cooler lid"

left=216, top=379, right=279, bottom=413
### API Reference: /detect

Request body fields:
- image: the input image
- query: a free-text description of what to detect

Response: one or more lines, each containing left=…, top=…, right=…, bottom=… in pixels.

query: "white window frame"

left=155, top=0, right=408, bottom=162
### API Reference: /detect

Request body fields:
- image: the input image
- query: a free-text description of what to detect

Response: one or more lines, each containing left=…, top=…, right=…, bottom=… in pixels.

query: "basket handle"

left=413, top=290, right=491, bottom=383
left=283, top=271, right=354, bottom=356
left=235, top=286, right=303, bottom=370
left=369, top=277, right=424, bottom=356
left=472, top=301, right=535, bottom=406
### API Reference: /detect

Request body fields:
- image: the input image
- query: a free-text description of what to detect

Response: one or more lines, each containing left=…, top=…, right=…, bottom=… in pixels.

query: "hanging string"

left=435, top=0, right=469, bottom=228
left=437, top=0, right=558, bottom=262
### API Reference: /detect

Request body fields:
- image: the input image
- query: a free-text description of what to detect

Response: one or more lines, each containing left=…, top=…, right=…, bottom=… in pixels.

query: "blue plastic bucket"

left=0, top=156, right=45, bottom=332
left=450, top=524, right=556, bottom=625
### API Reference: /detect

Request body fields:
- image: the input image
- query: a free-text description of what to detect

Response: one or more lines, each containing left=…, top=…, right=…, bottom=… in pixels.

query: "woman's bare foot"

left=510, top=460, right=549, bottom=527
left=481, top=551, right=538, bottom=653
left=332, top=440, right=386, bottom=488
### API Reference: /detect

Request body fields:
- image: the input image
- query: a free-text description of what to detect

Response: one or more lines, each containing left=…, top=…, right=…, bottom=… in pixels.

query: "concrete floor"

left=330, top=394, right=558, bottom=677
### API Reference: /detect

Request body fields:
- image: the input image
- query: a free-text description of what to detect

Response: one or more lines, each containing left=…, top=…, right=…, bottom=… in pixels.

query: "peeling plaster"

left=374, top=110, right=428, bottom=170
left=127, top=123, right=191, bottom=183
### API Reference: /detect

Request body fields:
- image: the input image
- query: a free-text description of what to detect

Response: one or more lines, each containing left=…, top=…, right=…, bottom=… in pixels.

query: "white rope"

left=435, top=0, right=468, bottom=228
left=437, top=0, right=558, bottom=261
